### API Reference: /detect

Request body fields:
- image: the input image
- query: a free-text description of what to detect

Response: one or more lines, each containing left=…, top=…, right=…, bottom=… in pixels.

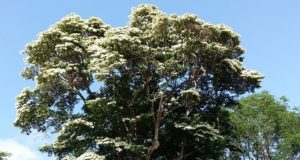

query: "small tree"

left=230, top=92, right=300, bottom=160
left=15, top=4, right=262, bottom=159
left=0, top=151, right=10, bottom=160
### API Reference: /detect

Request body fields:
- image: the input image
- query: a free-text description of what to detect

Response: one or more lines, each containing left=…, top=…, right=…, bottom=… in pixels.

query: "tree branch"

left=146, top=93, right=165, bottom=160
left=176, top=138, right=186, bottom=160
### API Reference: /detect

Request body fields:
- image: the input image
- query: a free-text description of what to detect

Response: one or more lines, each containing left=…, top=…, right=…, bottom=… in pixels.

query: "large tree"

left=229, top=92, right=300, bottom=160
left=15, top=4, right=263, bottom=159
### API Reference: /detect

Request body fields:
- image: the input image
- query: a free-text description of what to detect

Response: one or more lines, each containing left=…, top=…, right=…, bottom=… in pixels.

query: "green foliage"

left=0, top=151, right=10, bottom=160
left=229, top=91, right=300, bottom=159
left=15, top=4, right=262, bottom=159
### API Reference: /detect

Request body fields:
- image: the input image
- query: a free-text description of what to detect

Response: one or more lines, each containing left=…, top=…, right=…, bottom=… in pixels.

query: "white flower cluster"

left=61, top=152, right=105, bottom=160
left=77, top=152, right=105, bottom=160
left=242, top=69, right=264, bottom=79
left=61, top=118, right=94, bottom=131
left=223, top=58, right=243, bottom=73
left=91, top=48, right=126, bottom=78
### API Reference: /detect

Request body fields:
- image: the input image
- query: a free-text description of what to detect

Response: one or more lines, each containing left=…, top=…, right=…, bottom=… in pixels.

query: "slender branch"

left=161, top=105, right=183, bottom=120
left=176, top=138, right=186, bottom=160
left=146, top=93, right=165, bottom=160
left=130, top=76, right=152, bottom=104
left=180, top=146, right=202, bottom=159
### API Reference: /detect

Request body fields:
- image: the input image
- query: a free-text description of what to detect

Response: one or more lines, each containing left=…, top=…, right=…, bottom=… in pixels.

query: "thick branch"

left=86, top=86, right=96, bottom=98
left=76, top=90, right=87, bottom=105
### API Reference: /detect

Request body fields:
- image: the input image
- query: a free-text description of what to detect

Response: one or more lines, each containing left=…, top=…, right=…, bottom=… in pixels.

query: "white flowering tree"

left=15, top=4, right=263, bottom=159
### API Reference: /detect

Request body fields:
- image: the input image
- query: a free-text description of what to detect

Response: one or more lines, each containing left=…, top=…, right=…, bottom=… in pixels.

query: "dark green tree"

left=14, top=4, right=263, bottom=160
left=229, top=91, right=300, bottom=160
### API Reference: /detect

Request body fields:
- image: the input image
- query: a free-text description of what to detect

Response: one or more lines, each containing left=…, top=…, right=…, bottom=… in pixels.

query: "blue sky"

left=0, top=0, right=300, bottom=159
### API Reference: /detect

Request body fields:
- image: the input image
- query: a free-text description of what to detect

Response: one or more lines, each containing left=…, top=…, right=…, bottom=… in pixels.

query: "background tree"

left=229, top=91, right=300, bottom=160
left=0, top=151, right=10, bottom=160
left=14, top=4, right=263, bottom=159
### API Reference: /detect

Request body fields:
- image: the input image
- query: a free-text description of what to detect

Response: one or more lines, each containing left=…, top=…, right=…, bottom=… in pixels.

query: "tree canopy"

left=229, top=92, right=300, bottom=160
left=15, top=4, right=263, bottom=159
